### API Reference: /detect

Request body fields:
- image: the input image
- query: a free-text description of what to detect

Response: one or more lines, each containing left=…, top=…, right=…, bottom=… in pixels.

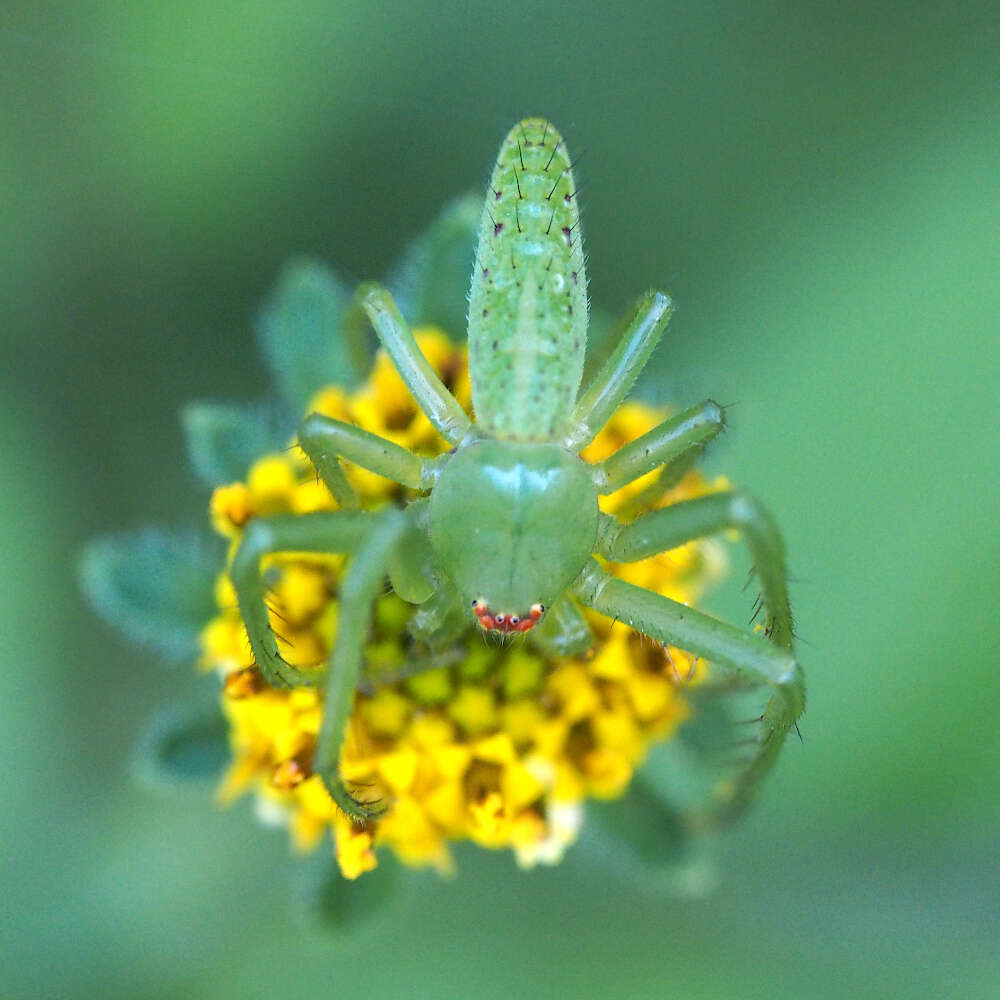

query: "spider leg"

left=230, top=507, right=409, bottom=820
left=355, top=283, right=472, bottom=446
left=231, top=510, right=378, bottom=688
left=575, top=558, right=798, bottom=684
left=591, top=399, right=726, bottom=495
left=298, top=411, right=449, bottom=493
left=313, top=510, right=408, bottom=821
left=298, top=415, right=443, bottom=605
left=529, top=593, right=594, bottom=656
left=290, top=414, right=357, bottom=511
left=408, top=577, right=467, bottom=649
left=599, top=491, right=794, bottom=649
left=383, top=500, right=436, bottom=605
left=563, top=290, right=673, bottom=451
left=574, top=562, right=803, bottom=827
left=577, top=493, right=804, bottom=826
left=613, top=452, right=701, bottom=524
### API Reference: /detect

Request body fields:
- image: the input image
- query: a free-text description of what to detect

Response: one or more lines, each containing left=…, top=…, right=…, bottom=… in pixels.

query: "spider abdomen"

left=467, top=118, right=588, bottom=442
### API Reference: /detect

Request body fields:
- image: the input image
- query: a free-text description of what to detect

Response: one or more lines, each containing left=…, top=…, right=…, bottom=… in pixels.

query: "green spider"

left=232, top=117, right=805, bottom=824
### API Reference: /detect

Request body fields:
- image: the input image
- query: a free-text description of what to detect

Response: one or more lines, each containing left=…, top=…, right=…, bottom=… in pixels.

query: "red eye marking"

left=515, top=604, right=544, bottom=632
left=472, top=601, right=545, bottom=633
left=473, top=598, right=495, bottom=630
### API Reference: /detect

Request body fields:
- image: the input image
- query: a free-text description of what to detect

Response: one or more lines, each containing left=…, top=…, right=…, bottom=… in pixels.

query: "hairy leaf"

left=181, top=398, right=290, bottom=486
left=79, top=528, right=220, bottom=662
left=583, top=777, right=718, bottom=897
left=132, top=700, right=230, bottom=788
left=293, top=851, right=403, bottom=932
left=388, top=193, right=481, bottom=339
left=256, top=257, right=355, bottom=407
left=585, top=690, right=766, bottom=893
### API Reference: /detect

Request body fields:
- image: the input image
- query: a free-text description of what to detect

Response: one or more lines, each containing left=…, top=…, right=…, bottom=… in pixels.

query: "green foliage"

left=13, top=6, right=998, bottom=994
left=583, top=695, right=763, bottom=894
left=255, top=257, right=356, bottom=408
left=387, top=192, right=481, bottom=339
left=293, top=852, right=404, bottom=932
left=79, top=528, right=220, bottom=662
left=643, top=698, right=749, bottom=808
left=584, top=778, right=716, bottom=897
left=132, top=700, right=230, bottom=788
left=181, top=399, right=290, bottom=486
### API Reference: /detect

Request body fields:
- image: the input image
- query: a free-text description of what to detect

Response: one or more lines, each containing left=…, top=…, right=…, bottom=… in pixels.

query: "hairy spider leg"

left=298, top=288, right=462, bottom=510
left=563, top=290, right=673, bottom=452
left=298, top=411, right=448, bottom=494
left=573, top=560, right=802, bottom=829
left=578, top=490, right=804, bottom=826
left=613, top=448, right=705, bottom=525
left=602, top=491, right=794, bottom=649
left=296, top=429, right=360, bottom=511
left=231, top=510, right=379, bottom=687
left=297, top=416, right=451, bottom=611
left=313, top=509, right=408, bottom=820
left=592, top=399, right=727, bottom=495
left=356, top=283, right=472, bottom=446
left=231, top=508, right=412, bottom=820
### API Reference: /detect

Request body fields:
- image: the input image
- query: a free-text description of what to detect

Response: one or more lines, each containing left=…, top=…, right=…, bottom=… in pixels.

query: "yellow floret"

left=204, top=329, right=726, bottom=878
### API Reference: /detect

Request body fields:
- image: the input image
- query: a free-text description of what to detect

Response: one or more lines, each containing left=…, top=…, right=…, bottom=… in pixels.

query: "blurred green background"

left=3, top=2, right=997, bottom=997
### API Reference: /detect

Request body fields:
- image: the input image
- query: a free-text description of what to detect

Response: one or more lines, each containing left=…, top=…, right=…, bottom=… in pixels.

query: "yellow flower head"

left=204, top=330, right=728, bottom=878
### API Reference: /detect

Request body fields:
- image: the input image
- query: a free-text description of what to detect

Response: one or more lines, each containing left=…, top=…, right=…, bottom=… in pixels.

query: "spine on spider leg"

left=467, top=118, right=588, bottom=440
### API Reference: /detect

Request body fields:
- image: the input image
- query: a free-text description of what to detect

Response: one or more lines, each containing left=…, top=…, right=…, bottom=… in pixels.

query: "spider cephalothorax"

left=231, top=117, right=804, bottom=827
left=428, top=439, right=598, bottom=628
